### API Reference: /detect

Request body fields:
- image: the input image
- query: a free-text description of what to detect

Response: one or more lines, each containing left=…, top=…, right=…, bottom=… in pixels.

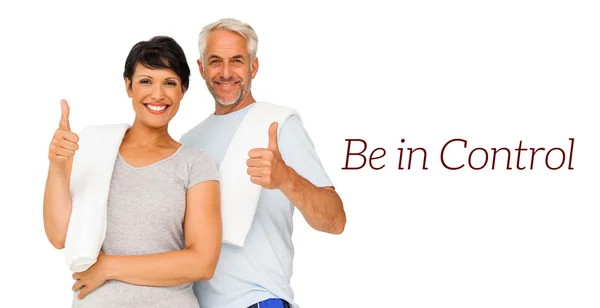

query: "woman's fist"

left=48, top=100, right=79, bottom=163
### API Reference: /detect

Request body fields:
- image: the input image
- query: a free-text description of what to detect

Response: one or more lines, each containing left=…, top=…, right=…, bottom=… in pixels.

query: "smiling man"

left=179, top=18, right=347, bottom=308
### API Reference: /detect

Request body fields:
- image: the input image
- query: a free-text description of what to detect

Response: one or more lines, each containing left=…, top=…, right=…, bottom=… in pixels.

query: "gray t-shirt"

left=71, top=145, right=219, bottom=308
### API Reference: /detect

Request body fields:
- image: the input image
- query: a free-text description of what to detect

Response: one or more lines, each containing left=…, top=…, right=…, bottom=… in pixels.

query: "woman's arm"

left=72, top=179, right=222, bottom=298
left=43, top=100, right=79, bottom=249
left=106, top=180, right=222, bottom=285
left=43, top=161, right=73, bottom=249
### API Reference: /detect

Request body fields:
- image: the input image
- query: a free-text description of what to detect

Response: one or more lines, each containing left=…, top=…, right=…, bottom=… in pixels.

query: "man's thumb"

left=268, top=122, right=279, bottom=150
left=60, top=99, right=70, bottom=131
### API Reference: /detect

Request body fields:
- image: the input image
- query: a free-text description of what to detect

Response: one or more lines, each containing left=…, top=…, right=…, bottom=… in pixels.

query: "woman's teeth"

left=146, top=104, right=167, bottom=111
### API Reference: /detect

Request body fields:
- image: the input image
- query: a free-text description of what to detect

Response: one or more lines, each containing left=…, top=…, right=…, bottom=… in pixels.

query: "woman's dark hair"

left=123, top=36, right=191, bottom=92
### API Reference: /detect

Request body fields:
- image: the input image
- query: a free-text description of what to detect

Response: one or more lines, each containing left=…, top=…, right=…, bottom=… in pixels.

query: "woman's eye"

left=166, top=81, right=177, bottom=86
left=140, top=79, right=151, bottom=84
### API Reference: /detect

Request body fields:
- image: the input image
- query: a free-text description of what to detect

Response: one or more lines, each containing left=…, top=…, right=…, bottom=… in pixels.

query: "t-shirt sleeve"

left=186, top=150, right=220, bottom=189
left=278, top=114, right=333, bottom=188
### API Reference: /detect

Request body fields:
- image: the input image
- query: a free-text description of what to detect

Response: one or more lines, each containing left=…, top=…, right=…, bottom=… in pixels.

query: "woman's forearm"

left=43, top=162, right=73, bottom=249
left=105, top=248, right=216, bottom=286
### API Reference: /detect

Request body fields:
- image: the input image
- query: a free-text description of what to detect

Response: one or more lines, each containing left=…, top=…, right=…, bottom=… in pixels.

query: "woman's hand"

left=72, top=251, right=111, bottom=299
left=49, top=99, right=79, bottom=164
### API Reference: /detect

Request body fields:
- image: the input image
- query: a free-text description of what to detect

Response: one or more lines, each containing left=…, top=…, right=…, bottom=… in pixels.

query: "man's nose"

left=221, top=62, right=232, bottom=79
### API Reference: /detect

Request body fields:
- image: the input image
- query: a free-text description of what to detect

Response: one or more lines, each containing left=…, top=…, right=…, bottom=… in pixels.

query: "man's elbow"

left=317, top=213, right=346, bottom=235
left=330, top=215, right=346, bottom=235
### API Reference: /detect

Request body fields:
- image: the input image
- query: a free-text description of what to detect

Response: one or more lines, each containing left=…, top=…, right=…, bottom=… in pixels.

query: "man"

left=179, top=18, right=346, bottom=308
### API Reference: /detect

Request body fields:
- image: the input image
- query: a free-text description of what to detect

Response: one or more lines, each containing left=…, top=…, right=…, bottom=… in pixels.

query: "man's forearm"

left=105, top=249, right=215, bottom=287
left=280, top=166, right=346, bottom=234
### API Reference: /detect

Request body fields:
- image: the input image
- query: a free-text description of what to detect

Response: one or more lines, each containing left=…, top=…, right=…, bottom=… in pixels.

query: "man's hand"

left=48, top=99, right=79, bottom=164
left=247, top=122, right=290, bottom=190
left=72, top=251, right=110, bottom=299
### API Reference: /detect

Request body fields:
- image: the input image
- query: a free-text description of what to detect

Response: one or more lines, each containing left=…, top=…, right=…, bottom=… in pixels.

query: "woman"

left=43, top=36, right=221, bottom=308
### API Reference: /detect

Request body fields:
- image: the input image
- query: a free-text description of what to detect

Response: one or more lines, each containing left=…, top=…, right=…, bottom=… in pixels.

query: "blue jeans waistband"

left=247, top=298, right=290, bottom=308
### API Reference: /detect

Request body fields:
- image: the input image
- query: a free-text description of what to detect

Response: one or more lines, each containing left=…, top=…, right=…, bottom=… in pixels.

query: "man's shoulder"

left=180, top=116, right=213, bottom=137
left=249, top=102, right=303, bottom=135
left=252, top=101, right=299, bottom=116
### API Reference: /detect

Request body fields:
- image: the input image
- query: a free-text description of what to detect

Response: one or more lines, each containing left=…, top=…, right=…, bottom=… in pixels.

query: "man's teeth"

left=146, top=104, right=167, bottom=111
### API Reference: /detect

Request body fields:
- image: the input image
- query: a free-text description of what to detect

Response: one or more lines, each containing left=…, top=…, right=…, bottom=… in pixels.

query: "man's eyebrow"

left=207, top=54, right=246, bottom=60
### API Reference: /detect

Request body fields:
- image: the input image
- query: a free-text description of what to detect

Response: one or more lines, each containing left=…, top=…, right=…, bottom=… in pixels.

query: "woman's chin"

left=138, top=119, right=170, bottom=130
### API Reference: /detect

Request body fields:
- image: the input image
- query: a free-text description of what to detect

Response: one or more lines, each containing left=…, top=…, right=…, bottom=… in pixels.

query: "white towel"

left=219, top=102, right=297, bottom=247
left=63, top=123, right=130, bottom=272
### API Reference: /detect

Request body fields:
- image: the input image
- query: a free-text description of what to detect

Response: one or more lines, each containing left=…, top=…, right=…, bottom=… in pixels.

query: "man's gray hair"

left=197, top=18, right=258, bottom=64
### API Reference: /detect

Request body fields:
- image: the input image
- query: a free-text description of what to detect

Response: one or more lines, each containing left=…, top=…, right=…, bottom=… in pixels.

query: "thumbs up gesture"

left=246, top=122, right=290, bottom=190
left=48, top=100, right=79, bottom=164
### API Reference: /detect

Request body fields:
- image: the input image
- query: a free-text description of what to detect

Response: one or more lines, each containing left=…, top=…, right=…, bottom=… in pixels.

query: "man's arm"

left=247, top=116, right=346, bottom=234
left=280, top=169, right=346, bottom=234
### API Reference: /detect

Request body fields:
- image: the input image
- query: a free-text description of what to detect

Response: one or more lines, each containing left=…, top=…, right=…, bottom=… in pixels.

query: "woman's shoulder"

left=175, top=145, right=220, bottom=186
left=176, top=144, right=209, bottom=156
left=175, top=145, right=217, bottom=166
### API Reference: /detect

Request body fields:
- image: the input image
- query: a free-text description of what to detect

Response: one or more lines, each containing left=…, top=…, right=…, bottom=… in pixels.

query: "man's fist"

left=246, top=122, right=289, bottom=190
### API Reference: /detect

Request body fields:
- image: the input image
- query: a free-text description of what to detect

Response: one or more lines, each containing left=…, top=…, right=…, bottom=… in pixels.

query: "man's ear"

left=125, top=78, right=133, bottom=98
left=251, top=57, right=259, bottom=79
left=197, top=59, right=206, bottom=80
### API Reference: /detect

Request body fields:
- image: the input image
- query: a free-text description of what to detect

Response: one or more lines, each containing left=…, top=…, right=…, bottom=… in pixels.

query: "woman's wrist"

left=101, top=255, right=120, bottom=280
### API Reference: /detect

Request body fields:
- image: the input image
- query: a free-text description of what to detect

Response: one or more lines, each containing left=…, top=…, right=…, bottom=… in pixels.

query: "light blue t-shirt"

left=179, top=102, right=333, bottom=308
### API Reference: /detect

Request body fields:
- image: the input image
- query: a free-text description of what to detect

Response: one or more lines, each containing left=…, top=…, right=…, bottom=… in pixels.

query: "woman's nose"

left=150, top=84, right=165, bottom=99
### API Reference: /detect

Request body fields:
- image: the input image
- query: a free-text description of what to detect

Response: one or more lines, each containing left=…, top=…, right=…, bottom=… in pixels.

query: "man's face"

left=199, top=29, right=258, bottom=106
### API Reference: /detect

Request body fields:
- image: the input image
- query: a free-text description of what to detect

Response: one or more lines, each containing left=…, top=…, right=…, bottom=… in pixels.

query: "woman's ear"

left=125, top=78, right=133, bottom=98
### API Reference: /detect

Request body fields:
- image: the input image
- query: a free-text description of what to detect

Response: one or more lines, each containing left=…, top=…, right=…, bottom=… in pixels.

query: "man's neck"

left=214, top=93, right=256, bottom=115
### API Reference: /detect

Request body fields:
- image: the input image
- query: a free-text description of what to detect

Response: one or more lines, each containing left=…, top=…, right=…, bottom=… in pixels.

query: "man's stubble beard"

left=208, top=69, right=253, bottom=107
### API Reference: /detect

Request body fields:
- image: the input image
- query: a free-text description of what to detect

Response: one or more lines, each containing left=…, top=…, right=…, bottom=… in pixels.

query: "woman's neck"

left=122, top=121, right=175, bottom=148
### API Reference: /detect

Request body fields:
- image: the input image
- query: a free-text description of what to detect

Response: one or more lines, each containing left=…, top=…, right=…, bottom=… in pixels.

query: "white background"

left=1, top=0, right=599, bottom=307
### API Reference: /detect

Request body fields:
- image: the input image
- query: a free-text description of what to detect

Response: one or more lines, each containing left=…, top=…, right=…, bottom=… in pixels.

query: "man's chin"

left=215, top=92, right=246, bottom=106
left=215, top=98, right=239, bottom=106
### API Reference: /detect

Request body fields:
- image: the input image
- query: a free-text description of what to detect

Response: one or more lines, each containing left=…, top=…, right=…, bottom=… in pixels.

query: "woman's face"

left=125, top=63, right=184, bottom=129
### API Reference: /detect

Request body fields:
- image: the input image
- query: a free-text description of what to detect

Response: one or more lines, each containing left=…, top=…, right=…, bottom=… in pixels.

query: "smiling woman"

left=122, top=37, right=189, bottom=129
left=42, top=36, right=222, bottom=308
